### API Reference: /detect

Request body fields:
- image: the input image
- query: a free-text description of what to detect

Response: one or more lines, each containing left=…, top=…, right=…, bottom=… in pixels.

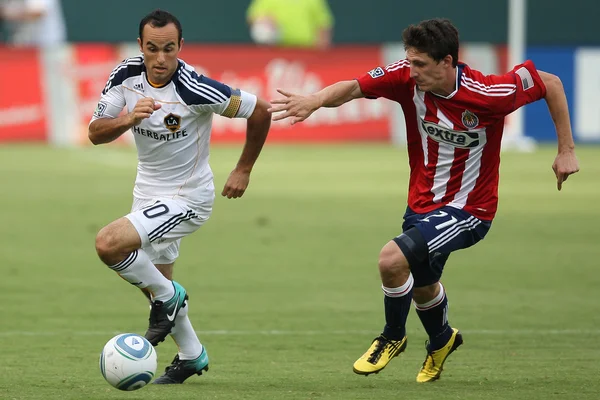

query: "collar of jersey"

left=143, top=61, right=184, bottom=88
left=430, top=64, right=465, bottom=99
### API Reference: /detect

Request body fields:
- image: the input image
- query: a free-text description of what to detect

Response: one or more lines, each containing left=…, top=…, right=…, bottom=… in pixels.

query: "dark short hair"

left=139, top=9, right=183, bottom=44
left=402, top=18, right=459, bottom=67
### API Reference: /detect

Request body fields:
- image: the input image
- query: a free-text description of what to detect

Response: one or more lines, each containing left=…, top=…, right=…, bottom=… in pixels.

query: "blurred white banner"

left=575, top=48, right=600, bottom=140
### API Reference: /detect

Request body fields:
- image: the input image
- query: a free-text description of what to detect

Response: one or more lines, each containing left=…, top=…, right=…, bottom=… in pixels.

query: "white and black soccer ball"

left=99, top=333, right=157, bottom=391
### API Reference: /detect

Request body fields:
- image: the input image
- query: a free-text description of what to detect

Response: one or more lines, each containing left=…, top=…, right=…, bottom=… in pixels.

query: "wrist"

left=126, top=112, right=139, bottom=128
left=235, top=164, right=253, bottom=173
left=558, top=143, right=575, bottom=153
left=311, top=94, right=324, bottom=109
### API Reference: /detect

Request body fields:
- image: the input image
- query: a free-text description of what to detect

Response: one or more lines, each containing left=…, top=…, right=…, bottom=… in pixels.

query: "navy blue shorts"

left=394, top=206, right=492, bottom=287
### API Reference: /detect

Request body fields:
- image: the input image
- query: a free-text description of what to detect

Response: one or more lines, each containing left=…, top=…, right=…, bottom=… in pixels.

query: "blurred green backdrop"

left=56, top=0, right=598, bottom=45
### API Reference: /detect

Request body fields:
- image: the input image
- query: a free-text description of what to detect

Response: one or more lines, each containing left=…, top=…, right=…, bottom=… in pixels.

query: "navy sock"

left=415, top=283, right=452, bottom=351
left=381, top=274, right=414, bottom=340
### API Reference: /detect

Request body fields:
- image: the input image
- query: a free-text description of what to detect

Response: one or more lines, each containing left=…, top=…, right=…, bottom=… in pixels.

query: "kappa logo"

left=461, top=110, right=479, bottom=129
left=421, top=120, right=481, bottom=148
left=93, top=102, right=107, bottom=117
left=133, top=82, right=144, bottom=91
left=368, top=67, right=385, bottom=79
left=164, top=113, right=181, bottom=133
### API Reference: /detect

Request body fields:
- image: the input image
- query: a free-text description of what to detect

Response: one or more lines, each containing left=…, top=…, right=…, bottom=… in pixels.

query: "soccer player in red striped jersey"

left=269, top=18, right=579, bottom=382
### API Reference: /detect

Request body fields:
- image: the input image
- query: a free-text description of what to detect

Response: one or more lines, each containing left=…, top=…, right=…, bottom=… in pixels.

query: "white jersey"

left=90, top=55, right=257, bottom=212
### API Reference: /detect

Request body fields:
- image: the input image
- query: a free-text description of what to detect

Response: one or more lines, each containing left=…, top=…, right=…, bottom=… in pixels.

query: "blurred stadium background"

left=3, top=0, right=600, bottom=146
left=1, top=1, right=599, bottom=399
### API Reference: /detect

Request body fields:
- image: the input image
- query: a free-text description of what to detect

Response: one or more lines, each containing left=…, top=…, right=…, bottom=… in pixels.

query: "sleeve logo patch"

left=515, top=67, right=534, bottom=91
left=93, top=102, right=107, bottom=117
left=368, top=67, right=385, bottom=79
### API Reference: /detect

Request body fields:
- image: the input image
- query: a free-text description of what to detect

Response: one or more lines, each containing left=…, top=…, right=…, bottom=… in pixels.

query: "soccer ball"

left=99, top=333, right=157, bottom=391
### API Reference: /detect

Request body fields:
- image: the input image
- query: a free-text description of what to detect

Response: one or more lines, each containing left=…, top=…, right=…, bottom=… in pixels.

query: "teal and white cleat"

left=144, top=281, right=188, bottom=346
left=153, top=348, right=209, bottom=384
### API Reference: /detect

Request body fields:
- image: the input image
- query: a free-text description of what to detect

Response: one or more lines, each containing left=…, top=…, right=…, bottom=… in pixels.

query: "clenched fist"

left=129, top=97, right=161, bottom=126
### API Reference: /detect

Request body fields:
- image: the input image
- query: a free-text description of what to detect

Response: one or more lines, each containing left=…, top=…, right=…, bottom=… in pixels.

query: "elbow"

left=249, top=98, right=272, bottom=124
left=540, top=71, right=563, bottom=97
left=547, top=74, right=563, bottom=94
left=88, top=122, right=103, bottom=145
left=88, top=129, right=103, bottom=145
left=88, top=131, right=99, bottom=145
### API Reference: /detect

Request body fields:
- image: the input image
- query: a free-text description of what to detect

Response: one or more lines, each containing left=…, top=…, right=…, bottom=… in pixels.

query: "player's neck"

left=147, top=77, right=170, bottom=88
left=146, top=72, right=175, bottom=88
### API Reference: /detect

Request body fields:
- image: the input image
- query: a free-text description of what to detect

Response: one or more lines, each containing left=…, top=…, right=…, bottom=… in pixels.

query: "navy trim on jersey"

left=456, top=64, right=465, bottom=89
left=102, top=56, right=145, bottom=95
left=174, top=61, right=231, bottom=106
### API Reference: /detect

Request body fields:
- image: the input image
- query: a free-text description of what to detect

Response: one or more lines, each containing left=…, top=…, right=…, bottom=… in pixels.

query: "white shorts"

left=125, top=197, right=212, bottom=264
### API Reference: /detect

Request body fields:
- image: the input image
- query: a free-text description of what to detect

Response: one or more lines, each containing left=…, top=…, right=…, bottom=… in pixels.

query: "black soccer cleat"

left=144, top=281, right=188, bottom=346
left=153, top=349, right=210, bottom=384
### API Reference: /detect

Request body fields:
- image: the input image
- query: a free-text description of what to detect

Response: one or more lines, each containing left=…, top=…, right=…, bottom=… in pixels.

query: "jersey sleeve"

left=89, top=86, right=126, bottom=124
left=89, top=56, right=146, bottom=124
left=176, top=65, right=257, bottom=118
left=356, top=60, right=411, bottom=101
left=88, top=62, right=135, bottom=124
left=483, top=60, right=547, bottom=116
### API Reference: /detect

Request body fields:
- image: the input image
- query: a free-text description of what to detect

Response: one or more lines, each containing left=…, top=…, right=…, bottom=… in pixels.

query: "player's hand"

left=552, top=150, right=579, bottom=191
left=268, top=89, right=319, bottom=125
left=221, top=168, right=251, bottom=199
left=129, top=97, right=161, bottom=126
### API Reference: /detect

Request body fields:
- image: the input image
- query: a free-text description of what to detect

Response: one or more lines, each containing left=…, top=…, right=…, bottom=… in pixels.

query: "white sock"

left=170, top=305, right=203, bottom=360
left=414, top=282, right=445, bottom=310
left=109, top=249, right=174, bottom=302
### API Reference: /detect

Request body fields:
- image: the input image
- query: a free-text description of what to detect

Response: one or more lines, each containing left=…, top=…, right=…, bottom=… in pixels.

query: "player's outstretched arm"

left=221, top=97, right=272, bottom=199
left=268, top=80, right=364, bottom=125
left=88, top=97, right=161, bottom=145
left=538, top=71, right=580, bottom=190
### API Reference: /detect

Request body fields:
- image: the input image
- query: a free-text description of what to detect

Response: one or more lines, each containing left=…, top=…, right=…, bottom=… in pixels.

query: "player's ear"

left=179, top=38, right=184, bottom=51
left=137, top=37, right=143, bottom=52
left=443, top=54, right=453, bottom=67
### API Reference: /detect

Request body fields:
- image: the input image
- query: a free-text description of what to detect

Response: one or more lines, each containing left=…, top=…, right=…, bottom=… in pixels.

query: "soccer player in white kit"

left=89, top=9, right=272, bottom=384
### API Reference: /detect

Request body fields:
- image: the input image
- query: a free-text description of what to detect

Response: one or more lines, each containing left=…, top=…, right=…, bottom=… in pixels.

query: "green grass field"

left=0, top=143, right=598, bottom=400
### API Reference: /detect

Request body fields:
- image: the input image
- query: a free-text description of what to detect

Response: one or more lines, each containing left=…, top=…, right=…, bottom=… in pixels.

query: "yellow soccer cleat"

left=416, top=328, right=463, bottom=383
left=353, top=335, right=407, bottom=376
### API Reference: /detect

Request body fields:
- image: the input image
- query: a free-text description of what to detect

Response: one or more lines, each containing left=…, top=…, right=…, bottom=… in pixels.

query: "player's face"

left=138, top=23, right=183, bottom=86
left=406, top=47, right=453, bottom=95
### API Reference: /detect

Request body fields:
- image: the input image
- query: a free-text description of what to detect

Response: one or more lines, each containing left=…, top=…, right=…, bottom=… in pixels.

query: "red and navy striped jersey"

left=357, top=60, right=546, bottom=221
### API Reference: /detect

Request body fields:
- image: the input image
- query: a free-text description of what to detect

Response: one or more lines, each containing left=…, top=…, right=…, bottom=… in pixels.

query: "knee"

left=95, top=226, right=121, bottom=265
left=95, top=218, right=142, bottom=266
left=378, top=241, right=409, bottom=279
left=413, top=283, right=440, bottom=303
